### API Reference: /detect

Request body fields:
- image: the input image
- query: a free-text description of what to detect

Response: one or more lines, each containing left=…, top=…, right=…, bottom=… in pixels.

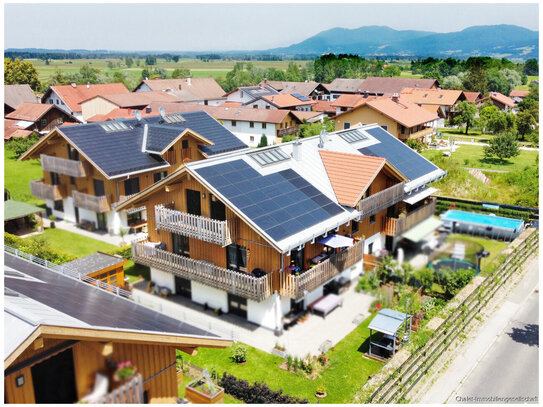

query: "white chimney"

left=86, top=82, right=90, bottom=89
left=318, top=126, right=328, bottom=149
left=187, top=77, right=192, bottom=86
left=71, top=82, right=77, bottom=88
left=292, top=138, right=302, bottom=161
left=392, top=93, right=399, bottom=102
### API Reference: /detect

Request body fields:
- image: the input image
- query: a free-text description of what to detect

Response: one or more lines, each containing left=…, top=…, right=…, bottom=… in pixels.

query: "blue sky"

left=4, top=3, right=539, bottom=51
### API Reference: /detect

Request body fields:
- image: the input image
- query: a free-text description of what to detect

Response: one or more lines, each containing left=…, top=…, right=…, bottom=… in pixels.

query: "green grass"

left=26, top=228, right=118, bottom=257
left=514, top=75, right=539, bottom=91
left=183, top=314, right=382, bottom=403
left=444, top=234, right=508, bottom=275
left=4, top=146, right=44, bottom=206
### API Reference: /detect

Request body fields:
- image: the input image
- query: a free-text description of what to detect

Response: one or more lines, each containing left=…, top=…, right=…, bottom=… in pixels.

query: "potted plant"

left=230, top=343, right=247, bottom=364
left=114, top=361, right=137, bottom=384
left=49, top=214, right=56, bottom=228
left=315, top=384, right=327, bottom=399
left=119, top=227, right=128, bottom=246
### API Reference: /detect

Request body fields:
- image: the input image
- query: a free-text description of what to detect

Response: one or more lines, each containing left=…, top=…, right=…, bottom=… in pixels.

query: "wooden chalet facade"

left=5, top=103, right=78, bottom=135
left=19, top=112, right=247, bottom=235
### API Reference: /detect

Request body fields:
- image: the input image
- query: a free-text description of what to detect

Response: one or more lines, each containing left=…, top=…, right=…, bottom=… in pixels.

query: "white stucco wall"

left=221, top=119, right=276, bottom=147
left=135, top=83, right=152, bottom=92
left=226, top=89, right=258, bottom=104
left=249, top=99, right=278, bottom=110
left=62, top=197, right=76, bottom=223
left=46, top=91, right=72, bottom=115
left=191, top=281, right=228, bottom=313
left=247, top=295, right=278, bottom=330
left=364, top=232, right=385, bottom=255
left=303, top=285, right=324, bottom=310
left=78, top=207, right=97, bottom=224
left=150, top=267, right=175, bottom=292
left=108, top=210, right=127, bottom=235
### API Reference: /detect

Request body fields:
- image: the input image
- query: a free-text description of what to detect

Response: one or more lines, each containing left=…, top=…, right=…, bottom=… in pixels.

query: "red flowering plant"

left=114, top=361, right=137, bottom=381
left=317, top=352, right=328, bottom=366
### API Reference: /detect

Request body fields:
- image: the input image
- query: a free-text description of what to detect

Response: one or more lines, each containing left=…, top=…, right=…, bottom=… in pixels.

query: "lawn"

left=444, top=234, right=508, bottom=275
left=26, top=228, right=118, bottom=257
left=4, top=146, right=43, bottom=206
left=514, top=75, right=539, bottom=91
left=183, top=314, right=383, bottom=403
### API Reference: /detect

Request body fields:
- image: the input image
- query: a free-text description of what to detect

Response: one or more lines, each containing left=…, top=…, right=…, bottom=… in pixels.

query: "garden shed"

left=368, top=308, right=412, bottom=359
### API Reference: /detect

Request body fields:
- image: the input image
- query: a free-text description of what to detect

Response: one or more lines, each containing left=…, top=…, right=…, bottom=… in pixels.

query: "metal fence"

left=365, top=228, right=538, bottom=404
left=4, top=245, right=132, bottom=299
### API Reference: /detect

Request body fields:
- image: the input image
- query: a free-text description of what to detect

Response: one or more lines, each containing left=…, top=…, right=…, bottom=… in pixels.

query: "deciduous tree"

left=451, top=101, right=477, bottom=134
left=4, top=58, right=41, bottom=91
left=483, top=133, right=520, bottom=162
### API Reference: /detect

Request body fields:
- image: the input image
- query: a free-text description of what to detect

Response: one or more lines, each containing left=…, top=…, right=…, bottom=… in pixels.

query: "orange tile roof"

left=4, top=119, right=33, bottom=140
left=312, top=100, right=335, bottom=113
left=319, top=150, right=386, bottom=207
left=261, top=94, right=316, bottom=108
left=289, top=110, right=323, bottom=122
left=221, top=101, right=243, bottom=107
left=86, top=108, right=157, bottom=123
left=331, top=94, right=377, bottom=108
left=364, top=97, right=438, bottom=128
left=510, top=90, right=530, bottom=98
left=463, top=91, right=480, bottom=103
left=82, top=91, right=179, bottom=107
left=400, top=88, right=463, bottom=106
left=487, top=92, right=516, bottom=108
left=5, top=103, right=55, bottom=122
left=46, top=83, right=129, bottom=112
left=138, top=78, right=226, bottom=101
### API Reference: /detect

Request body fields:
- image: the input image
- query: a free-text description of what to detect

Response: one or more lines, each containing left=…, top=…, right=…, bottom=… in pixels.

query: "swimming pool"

left=441, top=210, right=524, bottom=241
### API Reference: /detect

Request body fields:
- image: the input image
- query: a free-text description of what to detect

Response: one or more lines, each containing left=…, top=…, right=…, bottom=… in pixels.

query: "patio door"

left=175, top=276, right=192, bottom=299
left=31, top=348, right=77, bottom=403
left=186, top=189, right=201, bottom=216
left=96, top=213, right=107, bottom=231
left=228, top=293, right=247, bottom=319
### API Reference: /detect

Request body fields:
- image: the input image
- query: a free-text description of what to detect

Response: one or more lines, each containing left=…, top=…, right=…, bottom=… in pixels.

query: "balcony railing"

left=155, top=205, right=233, bottom=247
left=280, top=239, right=364, bottom=299
left=29, top=179, right=64, bottom=201
left=132, top=239, right=273, bottom=302
left=40, top=154, right=87, bottom=177
left=402, top=126, right=435, bottom=141
left=277, top=126, right=299, bottom=137
left=358, top=182, right=405, bottom=219
left=72, top=190, right=110, bottom=213
left=97, top=374, right=144, bottom=404
left=382, top=198, right=437, bottom=237
left=111, top=193, right=139, bottom=209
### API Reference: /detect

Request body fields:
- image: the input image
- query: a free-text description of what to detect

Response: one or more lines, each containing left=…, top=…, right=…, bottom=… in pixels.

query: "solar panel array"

left=100, top=121, right=132, bottom=132
left=292, top=93, right=311, bottom=102
left=339, top=129, right=368, bottom=143
left=195, top=160, right=345, bottom=242
left=359, top=126, right=438, bottom=181
left=250, top=149, right=290, bottom=166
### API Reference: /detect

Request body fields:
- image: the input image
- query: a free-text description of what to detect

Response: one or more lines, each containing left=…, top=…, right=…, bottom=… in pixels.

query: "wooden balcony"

left=29, top=179, right=64, bottom=201
left=112, top=193, right=140, bottom=209
left=97, top=374, right=144, bottom=404
left=277, top=126, right=299, bottom=137
left=382, top=198, right=436, bottom=237
left=132, top=239, right=273, bottom=302
left=155, top=205, right=233, bottom=247
left=402, top=126, right=435, bottom=141
left=358, top=182, right=405, bottom=219
left=72, top=190, right=110, bottom=213
left=40, top=154, right=88, bottom=177
left=280, top=239, right=364, bottom=299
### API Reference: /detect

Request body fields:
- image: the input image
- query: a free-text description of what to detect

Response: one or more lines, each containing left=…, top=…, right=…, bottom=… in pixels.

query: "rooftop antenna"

left=318, top=123, right=328, bottom=149
left=159, top=107, right=165, bottom=119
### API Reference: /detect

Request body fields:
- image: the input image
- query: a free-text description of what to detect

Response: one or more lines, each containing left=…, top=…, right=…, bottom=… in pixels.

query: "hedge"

left=435, top=199, right=531, bottom=222
left=219, top=372, right=308, bottom=404
left=4, top=232, right=77, bottom=264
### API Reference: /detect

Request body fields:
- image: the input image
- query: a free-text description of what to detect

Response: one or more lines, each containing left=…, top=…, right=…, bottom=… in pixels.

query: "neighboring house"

left=476, top=92, right=517, bottom=112
left=334, top=95, right=439, bottom=143
left=19, top=111, right=248, bottom=235
left=4, top=119, right=33, bottom=140
left=248, top=94, right=316, bottom=111
left=42, top=83, right=129, bottom=122
left=4, top=251, right=231, bottom=404
left=400, top=88, right=466, bottom=125
left=289, top=110, right=327, bottom=123
left=258, top=80, right=330, bottom=100
left=5, top=84, right=40, bottom=115
left=312, top=100, right=337, bottom=117
left=509, top=90, right=530, bottom=104
left=5, top=103, right=79, bottom=137
left=62, top=252, right=128, bottom=287
left=331, top=93, right=377, bottom=115
left=134, top=78, right=226, bottom=106
left=80, top=91, right=180, bottom=122
left=325, top=78, right=366, bottom=101
left=146, top=102, right=304, bottom=146
left=116, top=124, right=445, bottom=331
left=462, top=91, right=481, bottom=103
left=224, top=85, right=279, bottom=105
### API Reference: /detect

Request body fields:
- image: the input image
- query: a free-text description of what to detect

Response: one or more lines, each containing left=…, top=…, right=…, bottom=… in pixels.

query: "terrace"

left=358, top=182, right=405, bottom=219
left=40, top=154, right=88, bottom=178
left=29, top=179, right=65, bottom=201
left=382, top=198, right=437, bottom=237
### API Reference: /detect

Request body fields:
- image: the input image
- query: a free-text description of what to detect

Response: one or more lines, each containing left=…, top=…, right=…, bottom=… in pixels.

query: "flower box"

left=185, top=379, right=224, bottom=404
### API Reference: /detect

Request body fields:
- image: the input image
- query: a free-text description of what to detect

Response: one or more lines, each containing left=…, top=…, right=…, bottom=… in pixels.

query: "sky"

left=3, top=2, right=540, bottom=52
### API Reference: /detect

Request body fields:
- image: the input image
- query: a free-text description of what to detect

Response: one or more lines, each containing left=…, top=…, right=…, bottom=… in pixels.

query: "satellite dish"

left=135, top=111, right=142, bottom=121
left=159, top=107, right=165, bottom=118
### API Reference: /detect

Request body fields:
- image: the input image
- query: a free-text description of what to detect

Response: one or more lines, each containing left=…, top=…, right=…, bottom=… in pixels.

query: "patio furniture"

left=81, top=372, right=109, bottom=403
left=311, top=294, right=343, bottom=318
left=311, top=253, right=329, bottom=264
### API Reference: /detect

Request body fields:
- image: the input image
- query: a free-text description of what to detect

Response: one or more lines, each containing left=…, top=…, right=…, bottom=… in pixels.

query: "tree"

left=441, top=75, right=463, bottom=90
left=486, top=111, right=516, bottom=135
left=257, top=134, right=268, bottom=148
left=171, top=67, right=191, bottom=79
left=383, top=65, right=401, bottom=77
left=479, top=105, right=499, bottom=133
left=523, top=58, right=539, bottom=76
left=172, top=55, right=180, bottom=63
left=414, top=267, right=434, bottom=294
left=112, top=71, right=129, bottom=88
left=79, top=63, right=100, bottom=84
left=285, top=62, right=302, bottom=82
left=451, top=101, right=477, bottom=134
left=125, top=57, right=134, bottom=68
left=516, top=111, right=537, bottom=140
left=141, top=68, right=151, bottom=79
left=152, top=67, right=168, bottom=79
left=484, top=133, right=520, bottom=162
left=462, top=62, right=487, bottom=95
left=4, top=58, right=41, bottom=91
left=145, top=56, right=157, bottom=65
left=107, top=60, right=115, bottom=70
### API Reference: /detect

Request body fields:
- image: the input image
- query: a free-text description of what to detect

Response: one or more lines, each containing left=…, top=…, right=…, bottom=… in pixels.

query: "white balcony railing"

left=132, top=238, right=272, bottom=302
left=97, top=374, right=144, bottom=404
left=40, top=154, right=87, bottom=177
left=358, top=182, right=405, bottom=219
left=72, top=190, right=110, bottom=213
left=155, top=205, right=233, bottom=247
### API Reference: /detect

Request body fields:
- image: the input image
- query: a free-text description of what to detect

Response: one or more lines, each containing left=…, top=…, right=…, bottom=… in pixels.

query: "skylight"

left=250, top=148, right=290, bottom=166
left=163, top=113, right=186, bottom=124
left=340, top=129, right=369, bottom=143
left=100, top=121, right=132, bottom=132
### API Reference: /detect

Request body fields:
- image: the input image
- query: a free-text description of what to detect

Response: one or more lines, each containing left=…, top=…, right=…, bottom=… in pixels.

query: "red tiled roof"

left=319, top=150, right=386, bottom=207
left=463, top=91, right=481, bottom=103
left=510, top=90, right=530, bottom=98
left=358, top=77, right=439, bottom=96
left=364, top=97, right=438, bottom=128
left=486, top=92, right=516, bottom=108
left=86, top=108, right=157, bottom=123
left=400, top=88, right=463, bottom=106
left=137, top=78, right=226, bottom=101
left=5, top=103, right=55, bottom=122
left=331, top=94, right=376, bottom=108
left=261, top=94, right=316, bottom=108
left=82, top=91, right=179, bottom=107
left=46, top=83, right=129, bottom=112
left=4, top=119, right=33, bottom=140
left=312, top=100, right=335, bottom=113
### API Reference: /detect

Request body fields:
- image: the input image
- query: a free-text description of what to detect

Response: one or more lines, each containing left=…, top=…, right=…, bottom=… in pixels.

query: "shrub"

left=257, top=134, right=268, bottom=148
left=282, top=135, right=295, bottom=143
left=219, top=372, right=308, bottom=404
left=5, top=132, right=40, bottom=159
left=4, top=232, right=76, bottom=264
left=230, top=343, right=247, bottom=364
left=356, top=271, right=381, bottom=292
left=109, top=245, right=132, bottom=260
left=286, top=355, right=292, bottom=371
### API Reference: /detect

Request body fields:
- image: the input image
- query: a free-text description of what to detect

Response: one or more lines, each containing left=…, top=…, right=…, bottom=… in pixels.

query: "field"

left=515, top=75, right=539, bottom=91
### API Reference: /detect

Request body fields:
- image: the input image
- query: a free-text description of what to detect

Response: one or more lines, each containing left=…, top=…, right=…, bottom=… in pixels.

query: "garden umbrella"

left=317, top=234, right=354, bottom=248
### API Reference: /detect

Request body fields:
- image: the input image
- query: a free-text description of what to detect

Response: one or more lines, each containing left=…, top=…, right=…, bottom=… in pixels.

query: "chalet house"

left=19, top=111, right=248, bottom=235
left=80, top=91, right=181, bottom=122
left=224, top=85, right=279, bottom=106
left=400, top=88, right=466, bottom=125
left=334, top=96, right=439, bottom=143
left=42, top=83, right=130, bottom=123
left=247, top=94, right=316, bottom=111
left=476, top=92, right=517, bottom=112
left=4, top=251, right=231, bottom=404
left=258, top=80, right=330, bottom=100
left=5, top=103, right=79, bottom=138
left=5, top=84, right=40, bottom=115
left=509, top=90, right=530, bottom=104
left=462, top=91, right=481, bottom=104
left=312, top=100, right=337, bottom=117
left=116, top=124, right=445, bottom=332
left=134, top=78, right=226, bottom=106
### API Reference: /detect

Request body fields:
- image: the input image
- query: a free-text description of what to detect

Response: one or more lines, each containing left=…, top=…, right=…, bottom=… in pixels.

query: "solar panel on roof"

left=250, top=149, right=290, bottom=166
left=359, top=127, right=438, bottom=181
left=292, top=93, right=310, bottom=102
left=195, top=160, right=344, bottom=242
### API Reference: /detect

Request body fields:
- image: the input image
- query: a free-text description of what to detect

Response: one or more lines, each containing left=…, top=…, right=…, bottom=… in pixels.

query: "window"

left=250, top=136, right=254, bottom=143
left=253, top=105, right=258, bottom=109
left=186, top=189, right=201, bottom=216
left=57, top=117, right=64, bottom=124
left=124, top=178, right=140, bottom=195
left=249, top=121, right=254, bottom=128
left=368, top=242, right=374, bottom=255
left=381, top=125, right=388, bottom=131
left=128, top=211, right=143, bottom=225
left=226, top=244, right=247, bottom=273
left=67, top=145, right=79, bottom=161
left=401, top=125, right=406, bottom=135
left=70, top=176, right=76, bottom=185
left=369, top=214, right=376, bottom=224
left=182, top=140, right=189, bottom=149
left=262, top=122, right=266, bottom=129
left=53, top=199, right=63, bottom=212
left=210, top=194, right=226, bottom=221
left=56, top=100, right=59, bottom=105
left=289, top=247, right=305, bottom=270
left=352, top=220, right=359, bottom=235
left=40, top=119, right=47, bottom=127
left=204, top=100, right=208, bottom=105
left=265, top=105, right=270, bottom=109
left=48, top=99, right=53, bottom=104
left=50, top=172, right=60, bottom=186
left=344, top=122, right=351, bottom=130
left=172, top=233, right=190, bottom=257
left=231, top=120, right=237, bottom=127
left=153, top=171, right=167, bottom=182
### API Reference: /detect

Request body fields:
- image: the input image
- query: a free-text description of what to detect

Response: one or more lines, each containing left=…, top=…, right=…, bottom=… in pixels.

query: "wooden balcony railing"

left=382, top=198, right=436, bottom=237
left=280, top=239, right=364, bottom=299
left=155, top=205, right=233, bottom=247
left=132, top=239, right=273, bottom=302
left=97, top=374, right=144, bottom=404
left=402, top=126, right=435, bottom=141
left=29, top=179, right=64, bottom=201
left=277, top=126, right=299, bottom=137
left=40, top=154, right=87, bottom=177
left=358, top=182, right=405, bottom=219
left=112, top=193, right=139, bottom=209
left=72, top=190, right=110, bottom=213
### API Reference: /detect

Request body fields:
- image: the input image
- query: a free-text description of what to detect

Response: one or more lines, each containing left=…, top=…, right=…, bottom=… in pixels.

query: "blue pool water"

left=442, top=210, right=523, bottom=231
